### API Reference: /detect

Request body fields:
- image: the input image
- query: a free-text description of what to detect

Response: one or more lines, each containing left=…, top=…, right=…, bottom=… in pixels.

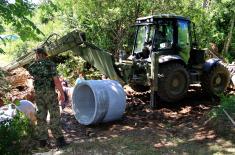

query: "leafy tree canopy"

left=0, top=0, right=44, bottom=53
left=1, top=0, right=235, bottom=59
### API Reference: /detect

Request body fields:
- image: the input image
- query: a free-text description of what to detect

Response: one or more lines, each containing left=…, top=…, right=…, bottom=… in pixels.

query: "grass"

left=31, top=94, right=235, bottom=155
left=61, top=135, right=157, bottom=155
left=208, top=95, right=235, bottom=129
left=51, top=128, right=235, bottom=155
left=0, top=54, right=12, bottom=67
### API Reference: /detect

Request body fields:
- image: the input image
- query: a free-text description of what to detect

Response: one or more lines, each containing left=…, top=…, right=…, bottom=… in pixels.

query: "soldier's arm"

left=53, top=76, right=65, bottom=102
left=49, top=60, right=65, bottom=102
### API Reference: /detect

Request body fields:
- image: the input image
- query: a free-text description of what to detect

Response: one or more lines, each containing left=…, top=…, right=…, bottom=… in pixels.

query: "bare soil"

left=1, top=68, right=234, bottom=154
left=44, top=87, right=234, bottom=154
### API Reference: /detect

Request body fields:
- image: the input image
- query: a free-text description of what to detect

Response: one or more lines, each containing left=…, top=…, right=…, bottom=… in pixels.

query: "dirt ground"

left=2, top=68, right=234, bottom=154
left=33, top=87, right=235, bottom=155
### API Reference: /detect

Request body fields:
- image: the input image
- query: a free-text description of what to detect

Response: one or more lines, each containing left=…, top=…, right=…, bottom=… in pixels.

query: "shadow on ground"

left=33, top=87, right=235, bottom=154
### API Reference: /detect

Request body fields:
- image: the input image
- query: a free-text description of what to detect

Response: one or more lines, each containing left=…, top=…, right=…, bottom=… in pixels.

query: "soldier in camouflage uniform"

left=28, top=48, right=66, bottom=148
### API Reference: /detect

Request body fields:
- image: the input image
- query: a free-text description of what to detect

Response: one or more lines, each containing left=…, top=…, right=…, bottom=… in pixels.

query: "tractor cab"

left=132, top=14, right=192, bottom=64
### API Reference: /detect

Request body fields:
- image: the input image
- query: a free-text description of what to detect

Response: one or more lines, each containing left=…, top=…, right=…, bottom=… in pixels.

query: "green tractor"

left=127, top=14, right=230, bottom=105
left=5, top=14, right=230, bottom=107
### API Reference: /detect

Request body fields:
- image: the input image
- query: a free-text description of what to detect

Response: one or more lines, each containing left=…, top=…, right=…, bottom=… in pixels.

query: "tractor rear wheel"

left=158, top=63, right=189, bottom=102
left=201, top=63, right=230, bottom=95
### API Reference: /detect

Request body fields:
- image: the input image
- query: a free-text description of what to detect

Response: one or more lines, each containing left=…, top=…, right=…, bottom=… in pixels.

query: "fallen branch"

left=223, top=109, right=235, bottom=126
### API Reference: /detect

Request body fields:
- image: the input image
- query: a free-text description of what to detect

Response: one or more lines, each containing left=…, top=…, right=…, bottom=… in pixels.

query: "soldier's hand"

left=59, top=93, right=65, bottom=103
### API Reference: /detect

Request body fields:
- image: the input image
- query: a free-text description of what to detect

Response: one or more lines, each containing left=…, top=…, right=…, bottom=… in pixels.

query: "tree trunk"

left=223, top=13, right=235, bottom=55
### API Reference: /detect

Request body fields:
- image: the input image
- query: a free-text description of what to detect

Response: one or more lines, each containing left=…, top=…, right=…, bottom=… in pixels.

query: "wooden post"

left=150, top=52, right=159, bottom=108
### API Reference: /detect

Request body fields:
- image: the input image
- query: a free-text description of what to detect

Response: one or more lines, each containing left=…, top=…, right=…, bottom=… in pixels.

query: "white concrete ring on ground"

left=72, top=80, right=126, bottom=125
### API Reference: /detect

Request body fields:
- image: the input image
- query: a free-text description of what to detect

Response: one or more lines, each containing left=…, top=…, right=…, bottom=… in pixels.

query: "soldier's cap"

left=33, top=47, right=46, bottom=54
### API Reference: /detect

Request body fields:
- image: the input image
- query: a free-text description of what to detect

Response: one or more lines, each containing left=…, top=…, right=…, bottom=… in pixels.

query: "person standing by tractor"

left=27, top=47, right=67, bottom=148
left=60, top=79, right=70, bottom=109
left=75, top=72, right=85, bottom=85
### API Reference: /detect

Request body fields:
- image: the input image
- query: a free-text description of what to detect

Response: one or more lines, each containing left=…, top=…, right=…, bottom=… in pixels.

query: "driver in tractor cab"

left=135, top=22, right=173, bottom=60
left=156, top=24, right=173, bottom=49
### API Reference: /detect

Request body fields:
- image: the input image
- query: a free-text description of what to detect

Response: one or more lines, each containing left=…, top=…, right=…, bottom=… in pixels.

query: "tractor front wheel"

left=158, top=63, right=189, bottom=102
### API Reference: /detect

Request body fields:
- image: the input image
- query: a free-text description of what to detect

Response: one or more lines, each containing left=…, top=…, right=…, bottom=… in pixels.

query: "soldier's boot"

left=56, top=136, right=68, bottom=148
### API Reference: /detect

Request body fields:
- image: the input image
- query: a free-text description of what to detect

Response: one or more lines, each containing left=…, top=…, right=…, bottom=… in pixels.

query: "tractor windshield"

left=155, top=20, right=174, bottom=50
left=134, top=25, right=155, bottom=54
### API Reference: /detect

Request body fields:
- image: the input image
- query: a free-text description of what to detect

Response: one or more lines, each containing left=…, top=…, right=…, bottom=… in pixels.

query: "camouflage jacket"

left=28, top=59, right=57, bottom=91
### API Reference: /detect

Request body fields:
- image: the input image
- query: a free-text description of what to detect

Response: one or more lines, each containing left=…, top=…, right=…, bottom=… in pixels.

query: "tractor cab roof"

left=135, top=14, right=190, bottom=25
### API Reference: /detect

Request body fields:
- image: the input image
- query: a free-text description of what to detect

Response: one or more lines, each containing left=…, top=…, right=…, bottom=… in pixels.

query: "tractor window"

left=134, top=25, right=155, bottom=54
left=178, top=20, right=191, bottom=62
left=178, top=20, right=190, bottom=48
left=156, top=21, right=173, bottom=50
left=148, top=25, right=155, bottom=44
left=134, top=26, right=146, bottom=53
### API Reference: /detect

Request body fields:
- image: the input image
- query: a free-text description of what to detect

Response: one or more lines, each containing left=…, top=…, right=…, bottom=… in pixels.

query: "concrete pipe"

left=72, top=80, right=126, bottom=125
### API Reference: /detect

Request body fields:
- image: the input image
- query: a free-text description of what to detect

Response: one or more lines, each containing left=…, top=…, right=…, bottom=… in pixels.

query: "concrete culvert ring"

left=72, top=80, right=126, bottom=125
left=72, top=84, right=96, bottom=125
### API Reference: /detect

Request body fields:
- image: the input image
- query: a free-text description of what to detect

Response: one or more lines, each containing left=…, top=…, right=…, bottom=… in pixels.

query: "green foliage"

left=53, top=0, right=141, bottom=54
left=0, top=0, right=43, bottom=40
left=208, top=0, right=235, bottom=51
left=209, top=95, right=235, bottom=119
left=1, top=0, right=235, bottom=75
left=224, top=52, right=235, bottom=63
left=0, top=0, right=44, bottom=56
left=85, top=68, right=102, bottom=80
left=2, top=0, right=234, bottom=60
left=13, top=42, right=29, bottom=58
left=0, top=39, right=37, bottom=60
left=0, top=35, right=6, bottom=54
left=57, top=53, right=85, bottom=83
left=0, top=48, right=4, bottom=54
left=57, top=53, right=102, bottom=84
left=38, top=1, right=59, bottom=24
left=208, top=94, right=235, bottom=136
left=50, top=0, right=230, bottom=53
left=0, top=110, right=33, bottom=155
left=0, top=70, right=3, bottom=78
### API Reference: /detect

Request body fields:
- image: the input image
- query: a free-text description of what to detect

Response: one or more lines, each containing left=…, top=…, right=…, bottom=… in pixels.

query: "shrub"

left=57, top=53, right=102, bottom=85
left=57, top=54, right=85, bottom=81
left=208, top=95, right=235, bottom=136
left=209, top=95, right=235, bottom=119
left=0, top=110, right=33, bottom=155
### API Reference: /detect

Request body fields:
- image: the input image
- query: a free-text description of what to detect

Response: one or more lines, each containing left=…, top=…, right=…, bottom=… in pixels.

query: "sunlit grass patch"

left=0, top=54, right=12, bottom=67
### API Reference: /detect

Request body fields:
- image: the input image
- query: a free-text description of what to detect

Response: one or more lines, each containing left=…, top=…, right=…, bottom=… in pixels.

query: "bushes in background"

left=0, top=110, right=33, bottom=155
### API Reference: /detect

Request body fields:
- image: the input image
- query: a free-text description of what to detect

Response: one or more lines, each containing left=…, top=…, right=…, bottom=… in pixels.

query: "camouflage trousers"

left=35, top=89, right=63, bottom=140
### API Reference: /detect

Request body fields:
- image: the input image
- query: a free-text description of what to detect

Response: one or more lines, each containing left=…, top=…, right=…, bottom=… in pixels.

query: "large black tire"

left=201, top=63, right=230, bottom=95
left=158, top=63, right=189, bottom=102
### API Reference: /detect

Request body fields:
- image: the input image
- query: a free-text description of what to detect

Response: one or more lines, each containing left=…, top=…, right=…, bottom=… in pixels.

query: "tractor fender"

left=203, top=58, right=221, bottom=72
left=158, top=55, right=186, bottom=66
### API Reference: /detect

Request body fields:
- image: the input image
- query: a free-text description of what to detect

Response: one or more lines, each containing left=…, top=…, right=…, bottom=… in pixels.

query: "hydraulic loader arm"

left=71, top=42, right=124, bottom=83
left=4, top=30, right=124, bottom=83
left=4, top=30, right=84, bottom=71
